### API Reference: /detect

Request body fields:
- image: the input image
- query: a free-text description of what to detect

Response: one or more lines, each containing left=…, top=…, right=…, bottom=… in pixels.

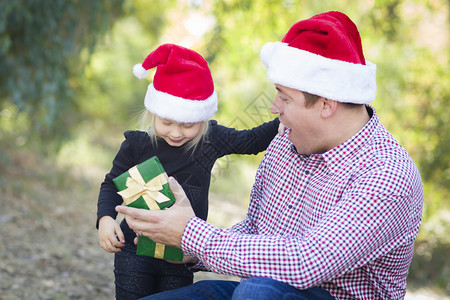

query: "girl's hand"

left=98, top=216, right=125, bottom=253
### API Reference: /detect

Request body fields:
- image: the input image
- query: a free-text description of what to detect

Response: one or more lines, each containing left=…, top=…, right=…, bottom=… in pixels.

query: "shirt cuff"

left=181, top=216, right=218, bottom=257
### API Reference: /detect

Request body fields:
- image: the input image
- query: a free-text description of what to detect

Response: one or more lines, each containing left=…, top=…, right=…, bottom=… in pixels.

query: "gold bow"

left=118, top=166, right=170, bottom=210
left=117, top=166, right=171, bottom=258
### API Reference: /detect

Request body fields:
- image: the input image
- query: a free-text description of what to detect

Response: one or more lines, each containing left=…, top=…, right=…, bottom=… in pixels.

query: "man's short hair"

left=304, top=92, right=364, bottom=109
left=304, top=92, right=321, bottom=107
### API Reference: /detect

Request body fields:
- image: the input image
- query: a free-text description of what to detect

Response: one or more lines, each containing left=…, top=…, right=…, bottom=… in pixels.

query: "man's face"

left=270, top=84, right=322, bottom=154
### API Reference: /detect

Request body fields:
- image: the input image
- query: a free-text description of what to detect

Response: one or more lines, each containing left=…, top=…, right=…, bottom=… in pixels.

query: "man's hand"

left=165, top=255, right=199, bottom=265
left=115, top=177, right=195, bottom=248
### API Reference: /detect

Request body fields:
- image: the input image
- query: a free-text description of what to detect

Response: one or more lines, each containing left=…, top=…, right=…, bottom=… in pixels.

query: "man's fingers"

left=168, top=176, right=183, bottom=197
left=124, top=213, right=150, bottom=230
left=116, top=204, right=165, bottom=232
left=168, top=176, right=190, bottom=207
left=116, top=205, right=146, bottom=218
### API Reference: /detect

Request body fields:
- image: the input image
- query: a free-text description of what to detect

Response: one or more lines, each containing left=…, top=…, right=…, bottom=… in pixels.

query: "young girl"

left=96, top=44, right=279, bottom=299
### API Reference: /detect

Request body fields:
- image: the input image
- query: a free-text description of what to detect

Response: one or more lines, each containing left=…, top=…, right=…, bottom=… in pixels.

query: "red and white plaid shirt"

left=182, top=107, right=423, bottom=299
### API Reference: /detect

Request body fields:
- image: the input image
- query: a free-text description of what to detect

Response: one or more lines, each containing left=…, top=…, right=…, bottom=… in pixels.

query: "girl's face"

left=154, top=116, right=203, bottom=147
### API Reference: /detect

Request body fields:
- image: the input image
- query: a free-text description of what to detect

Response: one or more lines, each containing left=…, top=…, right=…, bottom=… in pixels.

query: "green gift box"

left=113, top=156, right=183, bottom=261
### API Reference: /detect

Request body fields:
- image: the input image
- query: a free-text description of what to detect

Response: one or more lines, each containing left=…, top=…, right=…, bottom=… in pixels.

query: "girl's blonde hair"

left=138, top=109, right=209, bottom=151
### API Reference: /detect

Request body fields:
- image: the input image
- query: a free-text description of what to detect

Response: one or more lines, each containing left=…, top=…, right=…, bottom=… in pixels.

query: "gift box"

left=113, top=156, right=183, bottom=261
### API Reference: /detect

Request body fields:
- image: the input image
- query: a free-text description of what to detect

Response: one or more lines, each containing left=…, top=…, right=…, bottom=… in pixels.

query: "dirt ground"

left=0, top=151, right=447, bottom=299
left=0, top=152, right=243, bottom=299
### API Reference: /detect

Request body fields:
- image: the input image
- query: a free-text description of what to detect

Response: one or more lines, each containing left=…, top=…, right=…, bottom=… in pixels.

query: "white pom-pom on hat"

left=133, top=63, right=148, bottom=79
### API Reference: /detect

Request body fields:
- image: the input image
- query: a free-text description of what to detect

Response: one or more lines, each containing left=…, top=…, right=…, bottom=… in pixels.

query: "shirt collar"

left=289, top=138, right=323, bottom=163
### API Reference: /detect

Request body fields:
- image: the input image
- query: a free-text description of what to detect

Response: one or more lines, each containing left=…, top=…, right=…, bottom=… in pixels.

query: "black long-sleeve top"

left=97, top=118, right=279, bottom=245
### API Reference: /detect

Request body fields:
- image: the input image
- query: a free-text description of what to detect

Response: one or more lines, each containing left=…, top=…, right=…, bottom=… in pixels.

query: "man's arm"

left=116, top=167, right=422, bottom=291
left=180, top=192, right=419, bottom=290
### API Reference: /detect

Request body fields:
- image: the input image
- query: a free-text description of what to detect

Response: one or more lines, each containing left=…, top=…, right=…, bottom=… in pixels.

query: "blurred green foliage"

left=0, top=0, right=125, bottom=149
left=76, top=0, right=177, bottom=129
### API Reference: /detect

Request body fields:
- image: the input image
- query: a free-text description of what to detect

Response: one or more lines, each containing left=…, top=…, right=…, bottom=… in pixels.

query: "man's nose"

left=270, top=99, right=281, bottom=114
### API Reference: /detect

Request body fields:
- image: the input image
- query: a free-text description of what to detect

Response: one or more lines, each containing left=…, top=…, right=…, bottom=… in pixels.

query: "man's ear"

left=321, top=98, right=338, bottom=119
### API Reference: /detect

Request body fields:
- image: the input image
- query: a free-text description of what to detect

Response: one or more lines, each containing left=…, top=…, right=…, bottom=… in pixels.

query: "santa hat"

left=260, top=11, right=377, bottom=104
left=133, top=44, right=217, bottom=123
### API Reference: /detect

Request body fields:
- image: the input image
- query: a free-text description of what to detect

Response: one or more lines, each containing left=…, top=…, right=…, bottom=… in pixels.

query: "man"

left=116, top=11, right=423, bottom=299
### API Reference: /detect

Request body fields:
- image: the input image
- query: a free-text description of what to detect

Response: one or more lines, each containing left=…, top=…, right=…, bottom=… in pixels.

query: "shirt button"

left=305, top=170, right=310, bottom=175
left=288, top=204, right=293, bottom=209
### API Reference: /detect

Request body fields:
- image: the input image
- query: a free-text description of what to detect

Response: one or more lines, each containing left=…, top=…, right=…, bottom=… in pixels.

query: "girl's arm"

left=96, top=131, right=138, bottom=228
left=211, top=117, right=280, bottom=156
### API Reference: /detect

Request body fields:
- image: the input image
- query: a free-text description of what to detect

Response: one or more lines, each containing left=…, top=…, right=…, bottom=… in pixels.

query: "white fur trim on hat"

left=261, top=42, right=377, bottom=104
left=144, top=84, right=218, bottom=123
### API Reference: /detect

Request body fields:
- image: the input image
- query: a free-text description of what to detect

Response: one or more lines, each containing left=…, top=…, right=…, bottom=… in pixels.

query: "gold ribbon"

left=118, top=166, right=170, bottom=210
left=154, top=243, right=166, bottom=259
left=117, top=166, right=170, bottom=259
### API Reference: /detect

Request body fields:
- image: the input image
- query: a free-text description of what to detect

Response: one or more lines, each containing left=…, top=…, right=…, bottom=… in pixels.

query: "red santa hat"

left=260, top=11, right=377, bottom=104
left=133, top=44, right=217, bottom=123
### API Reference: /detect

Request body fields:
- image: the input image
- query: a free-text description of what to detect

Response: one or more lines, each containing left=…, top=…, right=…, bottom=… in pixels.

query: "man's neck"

left=323, top=105, right=370, bottom=152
